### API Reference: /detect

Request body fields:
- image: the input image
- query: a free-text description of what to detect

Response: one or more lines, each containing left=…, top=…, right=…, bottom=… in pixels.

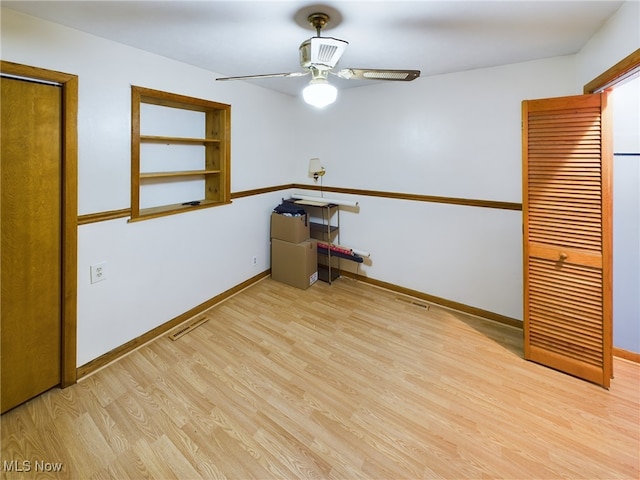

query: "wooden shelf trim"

left=140, top=135, right=221, bottom=145
left=131, top=85, right=231, bottom=221
left=129, top=199, right=232, bottom=222
left=140, top=169, right=221, bottom=179
left=81, top=182, right=524, bottom=226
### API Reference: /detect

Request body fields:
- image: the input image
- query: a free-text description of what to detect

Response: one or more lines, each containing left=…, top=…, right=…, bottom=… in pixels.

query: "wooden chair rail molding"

left=77, top=184, right=522, bottom=224
left=77, top=208, right=132, bottom=225
left=295, top=184, right=522, bottom=210
left=75, top=182, right=640, bottom=371
left=71, top=48, right=640, bottom=226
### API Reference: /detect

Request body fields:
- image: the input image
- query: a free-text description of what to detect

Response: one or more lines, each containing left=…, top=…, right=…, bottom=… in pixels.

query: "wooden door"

left=1, top=76, right=63, bottom=412
left=522, top=92, right=612, bottom=388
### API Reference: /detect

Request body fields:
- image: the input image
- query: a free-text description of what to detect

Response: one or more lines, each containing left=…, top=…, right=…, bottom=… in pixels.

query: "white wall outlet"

left=252, top=255, right=258, bottom=267
left=90, top=262, right=107, bottom=284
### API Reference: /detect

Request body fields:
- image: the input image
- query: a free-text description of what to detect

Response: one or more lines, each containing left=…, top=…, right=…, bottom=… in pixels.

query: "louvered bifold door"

left=522, top=93, right=612, bottom=388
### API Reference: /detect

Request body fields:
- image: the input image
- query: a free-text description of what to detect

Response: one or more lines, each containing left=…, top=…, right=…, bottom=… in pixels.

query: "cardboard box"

left=271, top=212, right=309, bottom=244
left=271, top=238, right=318, bottom=290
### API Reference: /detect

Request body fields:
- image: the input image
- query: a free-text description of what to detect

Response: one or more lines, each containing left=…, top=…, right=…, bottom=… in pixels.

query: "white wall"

left=289, top=0, right=640, bottom=344
left=612, top=77, right=640, bottom=353
left=1, top=8, right=301, bottom=365
left=1, top=9, right=302, bottom=213
left=292, top=56, right=577, bottom=320
left=576, top=0, right=640, bottom=354
left=296, top=55, right=576, bottom=201
left=575, top=1, right=640, bottom=89
left=76, top=193, right=284, bottom=364
left=613, top=153, right=640, bottom=353
left=3, top=1, right=638, bottom=365
left=613, top=76, right=640, bottom=153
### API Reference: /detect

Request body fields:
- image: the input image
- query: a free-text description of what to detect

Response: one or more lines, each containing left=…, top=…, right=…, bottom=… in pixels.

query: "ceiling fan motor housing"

left=299, top=36, right=349, bottom=70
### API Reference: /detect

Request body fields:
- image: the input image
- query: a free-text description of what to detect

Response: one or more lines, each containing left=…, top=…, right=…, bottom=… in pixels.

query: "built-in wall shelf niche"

left=130, top=86, right=231, bottom=221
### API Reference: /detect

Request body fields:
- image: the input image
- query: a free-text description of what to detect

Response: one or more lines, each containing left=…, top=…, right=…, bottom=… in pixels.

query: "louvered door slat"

left=529, top=203, right=601, bottom=215
left=529, top=220, right=601, bottom=235
left=529, top=324, right=602, bottom=359
left=522, top=93, right=612, bottom=387
left=530, top=178, right=601, bottom=186
left=530, top=304, right=603, bottom=329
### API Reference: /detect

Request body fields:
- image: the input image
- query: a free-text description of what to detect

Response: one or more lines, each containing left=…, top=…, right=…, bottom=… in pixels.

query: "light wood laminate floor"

left=2, top=277, right=639, bottom=479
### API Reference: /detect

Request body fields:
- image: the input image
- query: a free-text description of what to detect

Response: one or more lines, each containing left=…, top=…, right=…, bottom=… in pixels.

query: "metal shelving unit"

left=309, top=203, right=340, bottom=284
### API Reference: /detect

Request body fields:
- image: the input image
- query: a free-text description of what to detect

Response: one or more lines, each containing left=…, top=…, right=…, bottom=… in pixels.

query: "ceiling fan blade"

left=216, top=71, right=309, bottom=81
left=334, top=68, right=420, bottom=81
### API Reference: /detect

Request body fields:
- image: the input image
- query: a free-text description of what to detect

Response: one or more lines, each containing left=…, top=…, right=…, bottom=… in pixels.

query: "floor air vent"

left=169, top=316, right=209, bottom=341
left=395, top=297, right=430, bottom=310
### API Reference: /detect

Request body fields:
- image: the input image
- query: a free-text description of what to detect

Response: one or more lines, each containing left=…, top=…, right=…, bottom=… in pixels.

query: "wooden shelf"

left=140, top=135, right=221, bottom=145
left=131, top=86, right=231, bottom=220
left=130, top=198, right=231, bottom=222
left=140, top=170, right=221, bottom=179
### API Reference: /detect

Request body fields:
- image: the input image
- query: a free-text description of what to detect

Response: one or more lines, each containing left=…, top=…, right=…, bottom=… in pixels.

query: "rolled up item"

left=351, top=248, right=371, bottom=258
left=316, top=242, right=370, bottom=258
left=317, top=242, right=353, bottom=256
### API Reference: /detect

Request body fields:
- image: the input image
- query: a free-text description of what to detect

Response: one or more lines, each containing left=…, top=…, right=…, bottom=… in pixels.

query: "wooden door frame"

left=1, top=61, right=78, bottom=387
left=583, top=48, right=640, bottom=94
left=584, top=49, right=640, bottom=364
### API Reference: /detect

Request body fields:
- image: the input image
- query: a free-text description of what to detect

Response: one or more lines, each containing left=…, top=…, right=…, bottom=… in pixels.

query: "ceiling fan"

left=215, top=12, right=421, bottom=108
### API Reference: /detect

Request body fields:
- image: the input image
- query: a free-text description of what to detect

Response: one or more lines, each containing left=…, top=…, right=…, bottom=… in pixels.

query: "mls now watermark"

left=3, top=460, right=63, bottom=473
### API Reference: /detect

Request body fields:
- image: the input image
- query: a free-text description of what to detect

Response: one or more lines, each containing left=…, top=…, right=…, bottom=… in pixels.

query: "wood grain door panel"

left=1, top=77, right=62, bottom=412
left=522, top=93, right=612, bottom=388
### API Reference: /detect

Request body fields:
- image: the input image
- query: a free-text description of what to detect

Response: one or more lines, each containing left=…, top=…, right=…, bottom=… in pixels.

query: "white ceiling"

left=3, top=1, right=624, bottom=96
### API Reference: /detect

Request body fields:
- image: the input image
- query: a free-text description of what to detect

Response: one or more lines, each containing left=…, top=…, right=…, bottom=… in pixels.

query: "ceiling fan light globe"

left=303, top=81, right=337, bottom=108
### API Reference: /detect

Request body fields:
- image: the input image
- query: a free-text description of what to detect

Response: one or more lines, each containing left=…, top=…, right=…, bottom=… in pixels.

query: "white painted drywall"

left=292, top=56, right=577, bottom=321
left=575, top=1, right=639, bottom=90
left=612, top=77, right=640, bottom=353
left=576, top=1, right=640, bottom=354
left=613, top=154, right=640, bottom=353
left=2, top=1, right=638, bottom=365
left=1, top=8, right=301, bottom=365
left=75, top=193, right=285, bottom=364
